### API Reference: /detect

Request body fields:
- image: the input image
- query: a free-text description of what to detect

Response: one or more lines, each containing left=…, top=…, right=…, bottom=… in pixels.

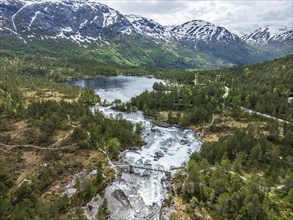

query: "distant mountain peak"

left=171, top=19, right=240, bottom=45
left=0, top=0, right=135, bottom=44
left=0, top=0, right=292, bottom=66
left=241, top=25, right=293, bottom=45
left=126, top=14, right=174, bottom=41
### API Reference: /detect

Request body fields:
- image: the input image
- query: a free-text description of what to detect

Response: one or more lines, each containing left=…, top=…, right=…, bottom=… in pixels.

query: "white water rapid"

left=96, top=106, right=201, bottom=220
left=68, top=76, right=202, bottom=219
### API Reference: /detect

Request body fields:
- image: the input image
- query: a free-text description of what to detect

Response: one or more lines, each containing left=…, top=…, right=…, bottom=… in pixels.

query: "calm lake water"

left=67, top=76, right=164, bottom=102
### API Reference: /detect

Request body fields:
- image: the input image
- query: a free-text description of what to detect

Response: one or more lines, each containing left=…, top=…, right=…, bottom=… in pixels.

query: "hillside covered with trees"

left=0, top=50, right=292, bottom=219
left=0, top=57, right=143, bottom=219
left=112, top=55, right=293, bottom=219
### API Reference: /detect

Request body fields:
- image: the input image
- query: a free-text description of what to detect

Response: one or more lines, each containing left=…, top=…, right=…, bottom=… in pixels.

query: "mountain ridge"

left=0, top=0, right=292, bottom=68
left=241, top=25, right=293, bottom=45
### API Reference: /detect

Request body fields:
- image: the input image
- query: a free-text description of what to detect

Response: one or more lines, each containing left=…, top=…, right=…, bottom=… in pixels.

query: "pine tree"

left=96, top=161, right=103, bottom=188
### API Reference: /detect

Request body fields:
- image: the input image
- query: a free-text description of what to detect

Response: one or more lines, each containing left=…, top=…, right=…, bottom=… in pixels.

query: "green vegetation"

left=199, top=55, right=293, bottom=121
left=114, top=55, right=292, bottom=219
left=0, top=35, right=257, bottom=69
left=0, top=55, right=143, bottom=219
left=0, top=42, right=292, bottom=219
left=169, top=124, right=293, bottom=219
left=123, top=55, right=293, bottom=124
left=129, top=82, right=220, bottom=126
left=0, top=36, right=221, bottom=69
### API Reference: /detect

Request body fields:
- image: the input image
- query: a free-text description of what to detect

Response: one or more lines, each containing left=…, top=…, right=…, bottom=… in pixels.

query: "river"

left=68, top=76, right=202, bottom=220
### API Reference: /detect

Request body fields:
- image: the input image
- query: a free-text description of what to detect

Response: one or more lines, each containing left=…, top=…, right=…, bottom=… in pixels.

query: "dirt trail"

left=0, top=143, right=75, bottom=150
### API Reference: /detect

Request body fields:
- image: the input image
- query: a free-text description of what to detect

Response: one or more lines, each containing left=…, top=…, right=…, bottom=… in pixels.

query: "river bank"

left=95, top=106, right=201, bottom=220
left=67, top=76, right=202, bottom=220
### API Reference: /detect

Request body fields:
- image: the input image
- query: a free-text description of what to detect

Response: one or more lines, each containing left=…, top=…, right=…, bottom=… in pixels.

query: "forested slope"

left=127, top=54, right=293, bottom=122
left=0, top=57, right=143, bottom=219
left=109, top=55, right=293, bottom=219
left=0, top=51, right=292, bottom=219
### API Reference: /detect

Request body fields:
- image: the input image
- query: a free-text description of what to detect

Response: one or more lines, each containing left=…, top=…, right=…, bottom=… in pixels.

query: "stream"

left=68, top=76, right=202, bottom=220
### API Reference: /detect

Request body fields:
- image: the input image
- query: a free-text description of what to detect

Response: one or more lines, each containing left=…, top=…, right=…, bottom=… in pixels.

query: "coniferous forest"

left=0, top=0, right=292, bottom=219
left=0, top=47, right=292, bottom=219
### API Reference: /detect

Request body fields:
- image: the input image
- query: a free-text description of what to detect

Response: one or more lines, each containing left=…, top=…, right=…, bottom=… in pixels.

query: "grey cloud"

left=97, top=0, right=293, bottom=33
left=100, top=0, right=185, bottom=15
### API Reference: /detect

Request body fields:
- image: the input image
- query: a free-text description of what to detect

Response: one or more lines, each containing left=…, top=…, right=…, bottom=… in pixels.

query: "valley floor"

left=0, top=54, right=292, bottom=219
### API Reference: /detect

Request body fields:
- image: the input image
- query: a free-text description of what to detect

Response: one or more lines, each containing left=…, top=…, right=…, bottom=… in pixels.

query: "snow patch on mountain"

left=171, top=20, right=239, bottom=44
left=271, top=30, right=293, bottom=42
left=126, top=14, right=174, bottom=41
left=28, top=11, right=40, bottom=27
left=241, top=25, right=293, bottom=45
left=164, top=25, right=176, bottom=32
left=79, top=19, right=88, bottom=29
left=102, top=7, right=118, bottom=27
left=0, top=0, right=292, bottom=53
left=0, top=0, right=137, bottom=44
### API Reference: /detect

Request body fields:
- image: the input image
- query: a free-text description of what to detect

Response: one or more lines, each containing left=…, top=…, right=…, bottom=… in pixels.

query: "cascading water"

left=68, top=76, right=202, bottom=220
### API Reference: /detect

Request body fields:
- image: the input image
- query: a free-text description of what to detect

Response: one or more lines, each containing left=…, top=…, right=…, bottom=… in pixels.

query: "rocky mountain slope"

left=0, top=0, right=292, bottom=68
left=241, top=25, right=292, bottom=45
left=172, top=20, right=241, bottom=46
left=126, top=14, right=174, bottom=42
left=0, top=0, right=135, bottom=44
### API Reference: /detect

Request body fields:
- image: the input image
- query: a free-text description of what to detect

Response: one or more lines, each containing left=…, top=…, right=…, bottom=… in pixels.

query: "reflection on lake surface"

left=67, top=76, right=164, bottom=102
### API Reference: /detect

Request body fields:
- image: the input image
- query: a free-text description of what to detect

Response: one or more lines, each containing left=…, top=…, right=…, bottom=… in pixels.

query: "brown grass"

left=52, top=130, right=73, bottom=147
left=169, top=197, right=212, bottom=220
left=16, top=152, right=43, bottom=185
left=41, top=150, right=106, bottom=203
left=191, top=110, right=268, bottom=143
left=9, top=121, right=30, bottom=142
left=22, top=89, right=78, bottom=103
left=159, top=111, right=181, bottom=122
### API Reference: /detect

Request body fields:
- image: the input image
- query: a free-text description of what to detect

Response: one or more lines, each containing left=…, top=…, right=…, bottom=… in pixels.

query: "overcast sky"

left=98, top=0, right=293, bottom=35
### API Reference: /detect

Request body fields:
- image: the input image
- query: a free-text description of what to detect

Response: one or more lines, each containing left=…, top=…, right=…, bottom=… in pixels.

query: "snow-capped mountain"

left=241, top=25, right=293, bottom=45
left=0, top=0, right=241, bottom=46
left=126, top=14, right=174, bottom=42
left=164, top=25, right=176, bottom=32
left=171, top=20, right=241, bottom=45
left=0, top=0, right=135, bottom=44
left=0, top=0, right=292, bottom=67
left=169, top=19, right=246, bottom=64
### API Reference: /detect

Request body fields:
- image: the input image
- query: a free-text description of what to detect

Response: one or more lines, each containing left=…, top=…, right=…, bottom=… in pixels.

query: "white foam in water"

left=95, top=105, right=201, bottom=213
left=72, top=76, right=201, bottom=219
